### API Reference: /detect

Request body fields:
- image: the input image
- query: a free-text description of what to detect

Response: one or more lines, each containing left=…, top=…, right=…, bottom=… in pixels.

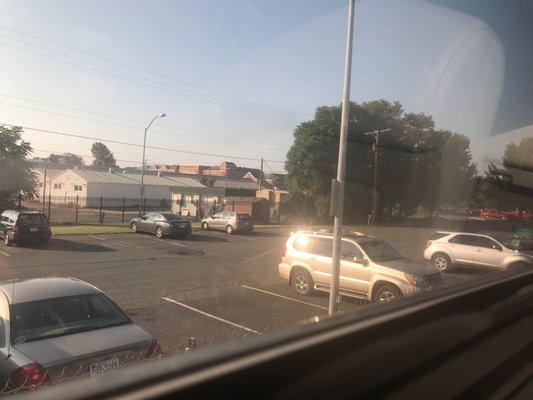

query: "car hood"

left=378, top=258, right=438, bottom=275
left=13, top=323, right=153, bottom=367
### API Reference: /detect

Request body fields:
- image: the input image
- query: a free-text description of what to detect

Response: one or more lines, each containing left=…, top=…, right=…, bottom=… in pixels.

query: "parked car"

left=0, top=277, right=160, bottom=392
left=201, top=211, right=253, bottom=234
left=130, top=212, right=192, bottom=238
left=480, top=208, right=507, bottom=219
left=278, top=231, right=442, bottom=303
left=0, top=210, right=52, bottom=247
left=424, top=231, right=533, bottom=272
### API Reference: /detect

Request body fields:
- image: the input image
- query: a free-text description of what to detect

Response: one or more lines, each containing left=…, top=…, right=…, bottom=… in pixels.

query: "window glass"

left=10, top=294, right=131, bottom=345
left=17, top=214, right=48, bottom=226
left=212, top=212, right=223, bottom=218
left=312, top=238, right=333, bottom=258
left=358, top=241, right=402, bottom=262
left=293, top=235, right=313, bottom=252
left=449, top=235, right=474, bottom=245
left=341, top=241, right=363, bottom=261
left=470, top=236, right=500, bottom=249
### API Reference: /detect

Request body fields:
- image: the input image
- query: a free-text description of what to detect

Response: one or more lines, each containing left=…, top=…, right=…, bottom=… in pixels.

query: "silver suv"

left=424, top=231, right=533, bottom=271
left=279, top=231, right=442, bottom=303
left=201, top=211, right=253, bottom=234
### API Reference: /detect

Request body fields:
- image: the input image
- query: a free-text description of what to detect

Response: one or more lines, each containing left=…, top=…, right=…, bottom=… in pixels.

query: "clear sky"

left=0, top=0, right=529, bottom=172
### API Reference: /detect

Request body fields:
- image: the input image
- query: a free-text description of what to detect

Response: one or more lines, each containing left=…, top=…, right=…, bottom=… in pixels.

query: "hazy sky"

left=0, top=0, right=528, bottom=172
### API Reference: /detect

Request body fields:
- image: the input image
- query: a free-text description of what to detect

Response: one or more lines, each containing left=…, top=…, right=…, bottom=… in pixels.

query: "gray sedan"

left=130, top=212, right=192, bottom=238
left=0, top=278, right=159, bottom=393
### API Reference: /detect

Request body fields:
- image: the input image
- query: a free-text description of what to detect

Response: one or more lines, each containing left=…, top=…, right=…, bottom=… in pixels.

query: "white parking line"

left=0, top=250, right=10, bottom=257
left=154, top=238, right=187, bottom=248
left=238, top=284, right=328, bottom=310
left=233, top=235, right=259, bottom=242
left=88, top=234, right=132, bottom=248
left=163, top=297, right=259, bottom=334
left=241, top=248, right=277, bottom=264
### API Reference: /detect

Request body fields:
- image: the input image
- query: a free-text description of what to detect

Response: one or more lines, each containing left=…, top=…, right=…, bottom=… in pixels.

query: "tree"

left=91, top=142, right=116, bottom=168
left=48, top=152, right=85, bottom=167
left=0, top=125, right=37, bottom=210
left=285, top=100, right=478, bottom=223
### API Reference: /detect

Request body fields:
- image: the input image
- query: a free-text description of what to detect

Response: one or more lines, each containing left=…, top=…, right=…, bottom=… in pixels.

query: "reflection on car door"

left=309, top=237, right=333, bottom=286
left=140, top=213, right=156, bottom=233
left=339, top=240, right=370, bottom=295
left=448, top=235, right=478, bottom=265
left=469, top=236, right=507, bottom=268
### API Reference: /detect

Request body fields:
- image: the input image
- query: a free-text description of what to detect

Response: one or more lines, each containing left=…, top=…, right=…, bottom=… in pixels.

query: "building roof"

left=212, top=178, right=259, bottom=190
left=55, top=169, right=206, bottom=188
left=34, top=168, right=64, bottom=180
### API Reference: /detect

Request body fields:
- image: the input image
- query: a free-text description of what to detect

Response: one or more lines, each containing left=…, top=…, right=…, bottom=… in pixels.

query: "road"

left=0, top=227, right=480, bottom=354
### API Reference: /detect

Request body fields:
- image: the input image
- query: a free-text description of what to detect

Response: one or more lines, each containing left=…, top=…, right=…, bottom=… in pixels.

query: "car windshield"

left=17, top=214, right=48, bottom=226
left=10, top=294, right=131, bottom=344
left=359, top=241, right=403, bottom=262
left=0, top=0, right=531, bottom=396
left=498, top=237, right=522, bottom=251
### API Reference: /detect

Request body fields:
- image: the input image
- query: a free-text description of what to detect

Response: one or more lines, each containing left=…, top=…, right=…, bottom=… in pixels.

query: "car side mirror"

left=354, top=257, right=369, bottom=266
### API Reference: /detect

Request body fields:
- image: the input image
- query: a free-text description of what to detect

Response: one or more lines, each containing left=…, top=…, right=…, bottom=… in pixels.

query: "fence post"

left=122, top=196, right=126, bottom=223
left=48, top=194, right=51, bottom=223
left=143, top=198, right=146, bottom=214
left=18, top=193, right=22, bottom=209
left=75, top=195, right=79, bottom=223
left=99, top=196, right=103, bottom=223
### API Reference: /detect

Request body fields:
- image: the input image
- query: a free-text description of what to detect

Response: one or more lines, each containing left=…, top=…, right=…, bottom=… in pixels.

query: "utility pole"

left=328, top=0, right=355, bottom=316
left=366, top=128, right=391, bottom=224
left=259, top=158, right=264, bottom=190
left=42, top=159, right=48, bottom=213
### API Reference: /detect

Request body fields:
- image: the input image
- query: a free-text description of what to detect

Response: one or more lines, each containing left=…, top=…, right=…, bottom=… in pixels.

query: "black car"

left=0, top=210, right=52, bottom=246
left=130, top=212, right=192, bottom=238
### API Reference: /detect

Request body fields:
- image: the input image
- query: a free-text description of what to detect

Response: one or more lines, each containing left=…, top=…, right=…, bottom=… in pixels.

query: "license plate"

left=178, top=224, right=186, bottom=228
left=89, top=358, right=119, bottom=376
left=29, top=227, right=38, bottom=232
left=243, top=222, right=249, bottom=225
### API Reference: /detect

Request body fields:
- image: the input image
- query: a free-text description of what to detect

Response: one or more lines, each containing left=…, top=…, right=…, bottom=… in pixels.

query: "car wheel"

left=4, top=235, right=13, bottom=247
left=432, top=253, right=452, bottom=272
left=155, top=226, right=164, bottom=238
left=373, top=284, right=402, bottom=303
left=131, top=222, right=139, bottom=233
left=202, top=222, right=209, bottom=231
left=226, top=225, right=233, bottom=234
left=291, top=269, right=313, bottom=296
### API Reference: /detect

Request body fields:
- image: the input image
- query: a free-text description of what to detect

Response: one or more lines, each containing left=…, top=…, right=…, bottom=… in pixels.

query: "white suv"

left=424, top=231, right=532, bottom=272
left=279, top=231, right=442, bottom=303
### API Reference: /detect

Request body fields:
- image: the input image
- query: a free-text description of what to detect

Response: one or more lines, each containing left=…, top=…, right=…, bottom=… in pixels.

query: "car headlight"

left=404, top=273, right=427, bottom=287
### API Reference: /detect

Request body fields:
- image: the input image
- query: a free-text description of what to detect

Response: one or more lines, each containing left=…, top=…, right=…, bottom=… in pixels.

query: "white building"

left=48, top=169, right=207, bottom=207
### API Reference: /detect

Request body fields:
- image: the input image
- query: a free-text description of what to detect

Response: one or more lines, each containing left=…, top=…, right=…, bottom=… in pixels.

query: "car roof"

left=292, top=230, right=372, bottom=242
left=0, top=277, right=101, bottom=304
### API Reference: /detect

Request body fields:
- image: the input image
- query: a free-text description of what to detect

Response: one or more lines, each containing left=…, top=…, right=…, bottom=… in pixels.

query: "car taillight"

left=12, top=225, right=18, bottom=233
left=281, top=242, right=287, bottom=257
left=10, top=363, right=49, bottom=390
left=425, top=240, right=432, bottom=249
left=235, top=215, right=240, bottom=222
left=148, top=339, right=161, bottom=358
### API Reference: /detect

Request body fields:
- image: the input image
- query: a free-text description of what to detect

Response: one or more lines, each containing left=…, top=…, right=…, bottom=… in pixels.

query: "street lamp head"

left=159, top=113, right=166, bottom=118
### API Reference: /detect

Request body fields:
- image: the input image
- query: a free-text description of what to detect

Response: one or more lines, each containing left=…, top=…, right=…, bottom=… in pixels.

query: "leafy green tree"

left=0, top=125, right=37, bottom=210
left=48, top=152, right=85, bottom=167
left=91, top=142, right=117, bottom=168
left=285, top=100, right=478, bottom=223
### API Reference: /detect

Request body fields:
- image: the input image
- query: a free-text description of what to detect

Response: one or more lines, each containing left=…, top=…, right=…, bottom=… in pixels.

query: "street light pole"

left=328, top=0, right=355, bottom=316
left=139, top=113, right=166, bottom=215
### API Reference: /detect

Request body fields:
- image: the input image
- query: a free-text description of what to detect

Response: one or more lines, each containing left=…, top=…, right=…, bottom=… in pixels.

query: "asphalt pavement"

left=0, top=227, right=481, bottom=354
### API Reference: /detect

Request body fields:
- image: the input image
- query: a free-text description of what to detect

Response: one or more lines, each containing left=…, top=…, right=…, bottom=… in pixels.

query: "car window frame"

left=340, top=239, right=364, bottom=262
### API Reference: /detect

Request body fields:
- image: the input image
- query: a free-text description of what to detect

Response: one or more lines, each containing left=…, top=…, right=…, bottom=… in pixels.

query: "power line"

left=1, top=122, right=265, bottom=162
left=0, top=38, right=303, bottom=121
left=0, top=92, right=289, bottom=148
left=30, top=147, right=141, bottom=166
left=0, top=23, right=310, bottom=118
left=0, top=101, right=289, bottom=150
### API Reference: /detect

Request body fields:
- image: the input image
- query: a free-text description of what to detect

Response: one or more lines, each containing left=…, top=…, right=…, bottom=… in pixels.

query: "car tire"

left=4, top=235, right=13, bottom=247
left=373, top=284, right=402, bottom=303
left=291, top=268, right=313, bottom=296
left=155, top=226, right=164, bottom=238
left=226, top=225, right=233, bottom=234
left=131, top=222, right=139, bottom=233
left=432, top=253, right=452, bottom=272
left=202, top=222, right=209, bottom=231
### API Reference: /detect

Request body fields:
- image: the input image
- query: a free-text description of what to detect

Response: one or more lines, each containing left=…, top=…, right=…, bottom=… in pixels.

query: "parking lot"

left=0, top=227, right=479, bottom=354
